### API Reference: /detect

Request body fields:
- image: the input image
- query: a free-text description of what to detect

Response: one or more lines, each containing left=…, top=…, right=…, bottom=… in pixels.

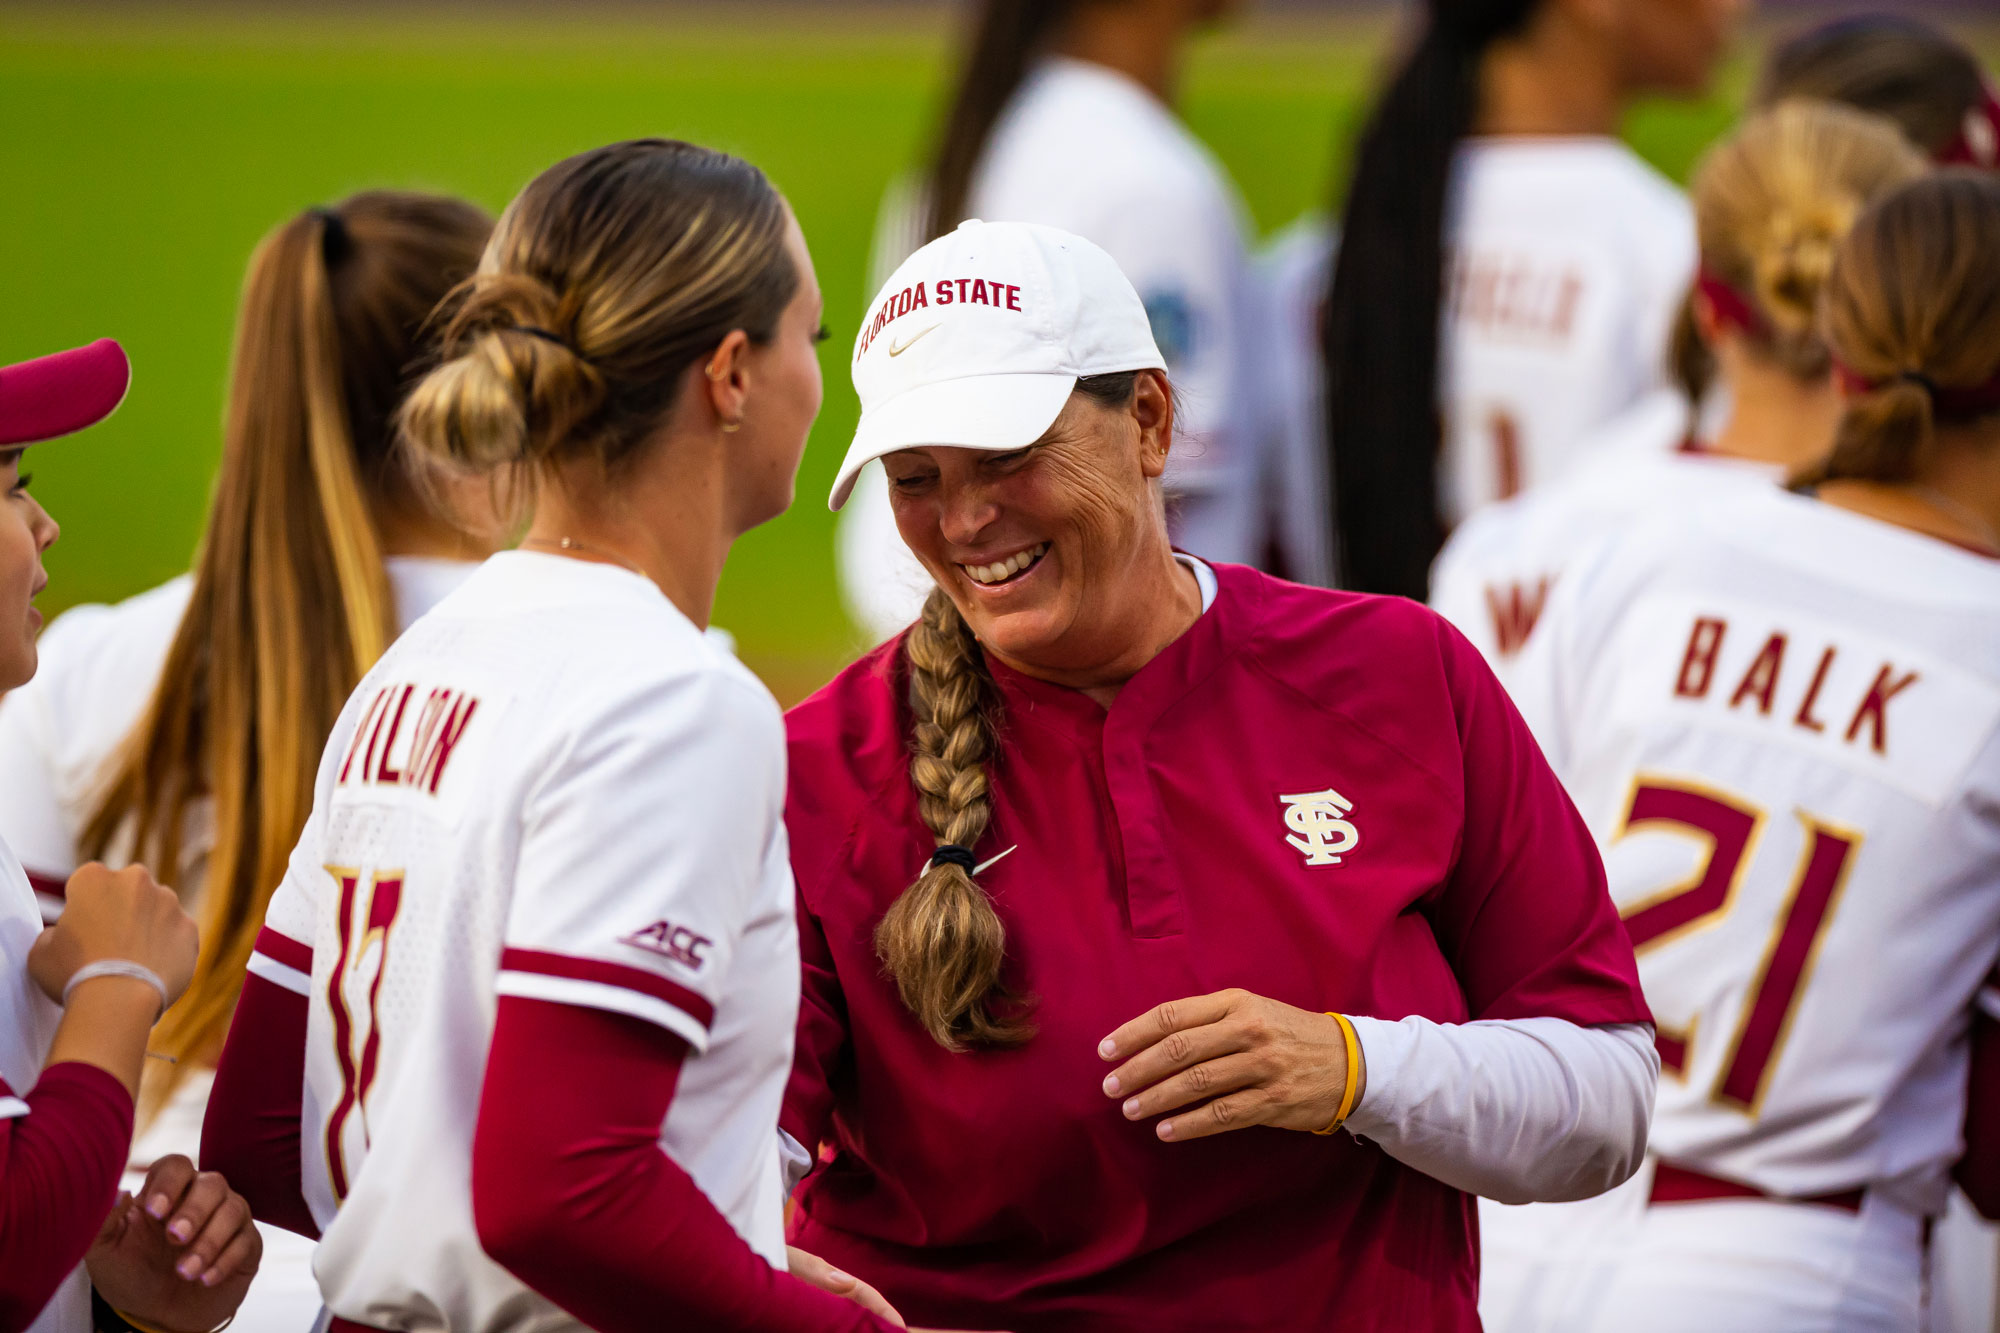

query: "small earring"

left=720, top=418, right=743, bottom=434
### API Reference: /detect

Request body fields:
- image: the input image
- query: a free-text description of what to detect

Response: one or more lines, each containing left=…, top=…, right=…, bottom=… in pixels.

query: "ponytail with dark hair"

left=86, top=192, right=492, bottom=1111
left=1319, top=0, right=1539, bottom=599
left=927, top=0, right=1076, bottom=239
left=1807, top=171, right=2000, bottom=488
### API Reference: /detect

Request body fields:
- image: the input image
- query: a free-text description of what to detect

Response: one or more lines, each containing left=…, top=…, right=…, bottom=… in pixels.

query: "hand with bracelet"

left=28, top=864, right=261, bottom=1330
left=1099, top=989, right=1367, bottom=1142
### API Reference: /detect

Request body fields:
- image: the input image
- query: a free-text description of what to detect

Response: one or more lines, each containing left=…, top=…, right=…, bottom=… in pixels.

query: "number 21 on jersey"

left=1612, top=777, right=1862, bottom=1115
left=323, top=865, right=404, bottom=1200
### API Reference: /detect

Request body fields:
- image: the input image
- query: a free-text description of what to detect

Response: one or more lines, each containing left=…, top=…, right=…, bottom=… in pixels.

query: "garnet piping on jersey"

left=495, top=948, right=716, bottom=1053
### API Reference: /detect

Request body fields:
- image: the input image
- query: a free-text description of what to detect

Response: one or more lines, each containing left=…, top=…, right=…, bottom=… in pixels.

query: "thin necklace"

left=519, top=535, right=648, bottom=578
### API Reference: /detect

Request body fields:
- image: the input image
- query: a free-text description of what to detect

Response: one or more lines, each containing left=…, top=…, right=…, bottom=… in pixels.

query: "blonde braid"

left=874, top=587, right=1034, bottom=1050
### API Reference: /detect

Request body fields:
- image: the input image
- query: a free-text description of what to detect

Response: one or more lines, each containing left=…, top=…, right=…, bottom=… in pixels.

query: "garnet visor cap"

left=0, top=339, right=131, bottom=446
left=829, top=220, right=1166, bottom=511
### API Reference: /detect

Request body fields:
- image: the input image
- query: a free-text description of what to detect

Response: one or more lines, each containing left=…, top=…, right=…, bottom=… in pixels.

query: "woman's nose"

left=937, top=487, right=1000, bottom=546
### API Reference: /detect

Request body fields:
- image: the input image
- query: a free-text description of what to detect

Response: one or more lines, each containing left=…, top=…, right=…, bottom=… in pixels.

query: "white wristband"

left=62, top=960, right=169, bottom=1021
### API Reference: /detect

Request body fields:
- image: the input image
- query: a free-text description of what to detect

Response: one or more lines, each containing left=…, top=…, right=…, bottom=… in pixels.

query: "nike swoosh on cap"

left=888, top=325, right=941, bottom=356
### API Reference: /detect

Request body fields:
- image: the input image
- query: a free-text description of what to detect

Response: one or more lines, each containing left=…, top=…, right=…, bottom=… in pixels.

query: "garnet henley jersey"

left=781, top=564, right=1651, bottom=1332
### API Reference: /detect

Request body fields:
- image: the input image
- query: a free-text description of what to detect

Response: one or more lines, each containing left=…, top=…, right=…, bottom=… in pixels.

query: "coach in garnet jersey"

left=782, top=221, right=1658, bottom=1331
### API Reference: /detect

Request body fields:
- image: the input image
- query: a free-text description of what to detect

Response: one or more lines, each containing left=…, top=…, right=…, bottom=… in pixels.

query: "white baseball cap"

left=828, top=219, right=1166, bottom=511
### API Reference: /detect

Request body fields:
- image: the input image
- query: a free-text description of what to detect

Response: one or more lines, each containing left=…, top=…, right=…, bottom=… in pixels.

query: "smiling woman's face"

left=882, top=371, right=1177, bottom=677
left=0, top=448, right=59, bottom=691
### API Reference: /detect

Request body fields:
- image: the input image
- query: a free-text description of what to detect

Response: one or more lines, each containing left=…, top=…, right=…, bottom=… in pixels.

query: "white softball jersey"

left=1440, top=137, right=1695, bottom=526
left=838, top=55, right=1262, bottom=642
left=253, top=552, right=799, bottom=1330
left=1482, top=486, right=2000, bottom=1330
left=1429, top=389, right=1779, bottom=696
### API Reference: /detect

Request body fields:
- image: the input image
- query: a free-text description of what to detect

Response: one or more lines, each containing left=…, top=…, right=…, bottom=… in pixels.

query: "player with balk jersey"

left=1433, top=102, right=1926, bottom=693
left=1480, top=172, right=2000, bottom=1332
left=201, top=141, right=953, bottom=1333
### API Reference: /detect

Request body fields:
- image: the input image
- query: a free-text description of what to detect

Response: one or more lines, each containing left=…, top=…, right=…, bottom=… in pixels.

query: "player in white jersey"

left=1480, top=171, right=2000, bottom=1332
left=200, top=140, right=954, bottom=1333
left=0, top=194, right=496, bottom=1328
left=1434, top=101, right=1927, bottom=694
left=838, top=0, right=1261, bottom=641
left=0, top=337, right=261, bottom=1333
left=1316, top=0, right=1737, bottom=600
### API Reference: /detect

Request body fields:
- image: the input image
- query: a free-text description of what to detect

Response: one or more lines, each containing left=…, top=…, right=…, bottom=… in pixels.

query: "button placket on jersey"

left=1102, top=708, right=1186, bottom=940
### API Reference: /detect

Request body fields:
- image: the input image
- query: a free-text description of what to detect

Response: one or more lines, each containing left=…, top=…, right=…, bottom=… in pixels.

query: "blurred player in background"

left=1481, top=170, right=2000, bottom=1332
left=1432, top=100, right=1924, bottom=692
left=201, top=140, right=962, bottom=1333
left=1316, top=0, right=1741, bottom=599
left=0, top=338, right=260, bottom=1333
left=0, top=193, right=495, bottom=1327
left=1757, top=13, right=2000, bottom=171
left=838, top=0, right=1263, bottom=641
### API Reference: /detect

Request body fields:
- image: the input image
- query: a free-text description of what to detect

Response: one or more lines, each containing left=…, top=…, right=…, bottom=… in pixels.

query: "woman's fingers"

left=787, top=1246, right=906, bottom=1326
left=1098, top=989, right=1244, bottom=1063
left=190, top=1207, right=261, bottom=1287
left=1102, top=1018, right=1248, bottom=1099
left=1115, top=1051, right=1266, bottom=1122
left=1155, top=1086, right=1278, bottom=1142
left=171, top=1186, right=252, bottom=1282
left=137, top=1154, right=198, bottom=1223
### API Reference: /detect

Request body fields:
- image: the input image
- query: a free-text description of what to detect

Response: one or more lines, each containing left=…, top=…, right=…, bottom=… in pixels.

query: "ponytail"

left=84, top=193, right=490, bottom=1111
left=1319, top=0, right=1539, bottom=598
left=927, top=0, right=1074, bottom=240
left=876, top=588, right=1034, bottom=1050
left=1807, top=172, right=2000, bottom=489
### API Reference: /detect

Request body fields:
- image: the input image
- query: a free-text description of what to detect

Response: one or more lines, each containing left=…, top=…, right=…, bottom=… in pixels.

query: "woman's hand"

left=27, top=862, right=198, bottom=1008
left=86, top=1155, right=261, bottom=1332
left=787, top=1246, right=905, bottom=1326
left=1098, top=989, right=1365, bottom=1142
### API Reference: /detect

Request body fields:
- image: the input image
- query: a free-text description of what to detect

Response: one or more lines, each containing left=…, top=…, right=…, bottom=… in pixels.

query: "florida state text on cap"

left=829, top=220, right=1165, bottom=511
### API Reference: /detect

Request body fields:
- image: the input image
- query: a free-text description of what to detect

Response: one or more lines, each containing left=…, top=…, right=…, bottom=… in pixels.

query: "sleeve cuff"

left=246, top=926, right=313, bottom=996
left=1338, top=1014, right=1417, bottom=1140
left=497, top=948, right=714, bottom=1054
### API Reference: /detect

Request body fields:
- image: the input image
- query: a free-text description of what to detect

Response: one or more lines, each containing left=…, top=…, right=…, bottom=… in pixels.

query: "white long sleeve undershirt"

left=781, top=1017, right=1656, bottom=1207
left=1342, top=1016, right=1658, bottom=1205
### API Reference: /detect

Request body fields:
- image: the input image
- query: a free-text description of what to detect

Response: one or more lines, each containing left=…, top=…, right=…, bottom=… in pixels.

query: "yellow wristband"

left=1313, top=1012, right=1362, bottom=1136
left=113, top=1310, right=233, bottom=1333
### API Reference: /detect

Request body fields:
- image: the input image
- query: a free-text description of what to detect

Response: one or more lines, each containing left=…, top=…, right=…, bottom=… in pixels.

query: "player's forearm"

left=0, top=1064, right=133, bottom=1333
left=201, top=968, right=316, bottom=1238
left=1342, top=1016, right=1658, bottom=1204
left=473, top=997, right=892, bottom=1333
left=46, top=977, right=160, bottom=1102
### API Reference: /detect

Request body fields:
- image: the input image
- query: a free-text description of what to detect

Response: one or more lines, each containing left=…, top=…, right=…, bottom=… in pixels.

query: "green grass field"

left=0, top=6, right=1983, bottom=700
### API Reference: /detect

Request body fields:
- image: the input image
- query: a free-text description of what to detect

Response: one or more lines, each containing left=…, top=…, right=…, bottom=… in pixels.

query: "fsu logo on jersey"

left=621, top=919, right=713, bottom=970
left=1279, top=788, right=1361, bottom=867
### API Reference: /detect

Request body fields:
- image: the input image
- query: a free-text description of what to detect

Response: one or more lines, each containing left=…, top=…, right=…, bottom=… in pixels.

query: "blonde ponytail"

left=875, top=588, right=1034, bottom=1051
left=1691, top=100, right=1926, bottom=380
left=84, top=193, right=491, bottom=1115
left=399, top=140, right=796, bottom=485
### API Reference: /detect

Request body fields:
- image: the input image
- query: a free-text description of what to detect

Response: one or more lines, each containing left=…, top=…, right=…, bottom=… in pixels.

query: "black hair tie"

left=1896, top=370, right=1937, bottom=396
left=515, top=325, right=580, bottom=356
left=929, top=844, right=978, bottom=873
left=310, top=207, right=350, bottom=269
